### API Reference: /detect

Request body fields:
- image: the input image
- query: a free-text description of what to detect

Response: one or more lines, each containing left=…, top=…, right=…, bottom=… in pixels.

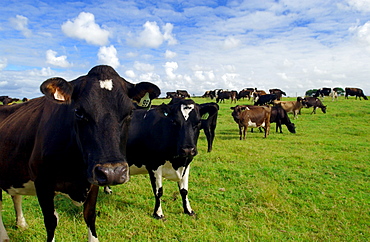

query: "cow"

left=231, top=105, right=271, bottom=139
left=124, top=98, right=216, bottom=219
left=270, top=106, right=296, bottom=133
left=302, top=97, right=327, bottom=114
left=0, top=65, right=160, bottom=242
left=329, top=90, right=338, bottom=101
left=345, top=88, right=368, bottom=100
left=199, top=102, right=219, bottom=152
left=273, top=97, right=304, bottom=119
left=0, top=96, right=19, bottom=105
left=166, top=91, right=178, bottom=99
left=216, top=90, right=237, bottom=103
left=237, top=89, right=252, bottom=101
left=252, top=89, right=267, bottom=102
left=269, top=88, right=286, bottom=101
left=176, top=90, right=190, bottom=98
left=313, top=88, right=331, bottom=98
left=254, top=94, right=277, bottom=105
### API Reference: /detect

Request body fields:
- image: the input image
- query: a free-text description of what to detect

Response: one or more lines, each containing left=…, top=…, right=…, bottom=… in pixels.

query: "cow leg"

left=35, top=183, right=58, bottom=242
left=203, top=127, right=212, bottom=152
left=83, top=185, right=99, bottom=242
left=11, top=195, right=28, bottom=229
left=238, top=125, right=243, bottom=140
left=149, top=170, right=164, bottom=219
left=0, top=190, right=10, bottom=242
left=178, top=165, right=195, bottom=216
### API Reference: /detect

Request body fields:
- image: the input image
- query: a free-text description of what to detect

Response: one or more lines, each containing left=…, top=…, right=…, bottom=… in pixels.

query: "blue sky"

left=1, top=0, right=370, bottom=98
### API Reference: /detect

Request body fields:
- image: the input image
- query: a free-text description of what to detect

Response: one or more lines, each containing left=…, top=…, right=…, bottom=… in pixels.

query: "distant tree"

left=305, top=89, right=318, bottom=97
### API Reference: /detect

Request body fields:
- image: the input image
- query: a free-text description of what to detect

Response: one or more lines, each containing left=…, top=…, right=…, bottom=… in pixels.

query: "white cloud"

left=29, top=67, right=55, bottom=77
left=97, top=45, right=120, bottom=68
left=165, top=50, right=177, bottom=59
left=125, top=70, right=136, bottom=78
left=347, top=0, right=370, bottom=12
left=9, top=15, right=32, bottom=37
left=61, top=12, right=110, bottom=46
left=223, top=36, right=241, bottom=49
left=129, top=21, right=177, bottom=48
left=46, top=50, right=72, bottom=68
left=133, top=61, right=155, bottom=72
left=164, top=61, right=180, bottom=80
left=351, top=21, right=370, bottom=45
left=0, top=58, right=7, bottom=71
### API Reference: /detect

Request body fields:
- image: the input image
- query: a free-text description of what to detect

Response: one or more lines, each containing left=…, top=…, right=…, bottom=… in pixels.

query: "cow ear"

left=200, top=104, right=218, bottom=119
left=128, top=82, right=161, bottom=108
left=40, top=77, right=73, bottom=104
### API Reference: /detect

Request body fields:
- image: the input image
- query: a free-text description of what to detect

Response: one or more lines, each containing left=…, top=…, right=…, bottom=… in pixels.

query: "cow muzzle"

left=180, top=147, right=197, bottom=157
left=91, top=162, right=129, bottom=186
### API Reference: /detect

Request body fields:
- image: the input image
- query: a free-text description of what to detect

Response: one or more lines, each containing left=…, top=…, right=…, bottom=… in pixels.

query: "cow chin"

left=89, top=161, right=130, bottom=186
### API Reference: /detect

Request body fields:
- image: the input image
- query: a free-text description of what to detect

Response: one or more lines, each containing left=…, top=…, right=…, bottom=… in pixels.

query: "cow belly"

left=6, top=180, right=36, bottom=196
left=129, top=164, right=148, bottom=175
left=248, top=120, right=265, bottom=128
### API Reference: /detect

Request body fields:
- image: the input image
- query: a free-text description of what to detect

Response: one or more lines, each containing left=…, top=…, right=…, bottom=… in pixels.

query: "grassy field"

left=2, top=96, right=370, bottom=241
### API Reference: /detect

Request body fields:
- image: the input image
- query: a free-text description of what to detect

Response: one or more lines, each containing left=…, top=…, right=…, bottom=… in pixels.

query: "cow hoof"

left=186, top=211, right=196, bottom=216
left=153, top=214, right=165, bottom=220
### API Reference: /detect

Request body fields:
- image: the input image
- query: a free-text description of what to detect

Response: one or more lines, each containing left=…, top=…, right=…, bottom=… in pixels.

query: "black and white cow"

left=0, top=65, right=160, bottom=242
left=109, top=98, right=213, bottom=219
left=254, top=94, right=277, bottom=106
left=302, top=97, right=327, bottom=114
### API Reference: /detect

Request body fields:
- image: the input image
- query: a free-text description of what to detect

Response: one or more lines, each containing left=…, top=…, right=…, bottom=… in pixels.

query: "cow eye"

left=74, top=108, right=87, bottom=121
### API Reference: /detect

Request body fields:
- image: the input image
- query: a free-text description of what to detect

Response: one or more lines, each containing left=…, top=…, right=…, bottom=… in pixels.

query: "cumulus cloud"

left=133, top=61, right=155, bottom=72
left=223, top=36, right=241, bottom=49
left=351, top=21, right=370, bottom=45
left=125, top=70, right=136, bottom=78
left=164, top=61, right=180, bottom=80
left=347, top=0, right=370, bottom=12
left=61, top=12, right=110, bottom=46
left=129, top=21, right=177, bottom=48
left=97, top=45, right=120, bottom=68
left=9, top=15, right=32, bottom=37
left=46, top=50, right=72, bottom=68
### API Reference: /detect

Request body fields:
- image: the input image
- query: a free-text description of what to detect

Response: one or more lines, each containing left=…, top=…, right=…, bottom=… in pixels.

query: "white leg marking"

left=12, top=195, right=28, bottom=229
left=178, top=165, right=192, bottom=213
left=0, top=198, right=10, bottom=242
left=88, top=228, right=99, bottom=242
left=153, top=168, right=164, bottom=218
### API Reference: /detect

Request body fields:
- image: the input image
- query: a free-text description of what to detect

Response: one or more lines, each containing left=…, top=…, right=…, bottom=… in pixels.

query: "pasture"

left=1, top=96, right=369, bottom=241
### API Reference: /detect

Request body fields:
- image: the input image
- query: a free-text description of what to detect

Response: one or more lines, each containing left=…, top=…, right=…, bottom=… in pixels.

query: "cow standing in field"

left=199, top=102, right=219, bottom=152
left=302, top=97, right=327, bottom=114
left=176, top=90, right=190, bottom=98
left=237, top=89, right=252, bottom=101
left=313, top=88, right=331, bottom=98
left=270, top=106, right=296, bottom=133
left=269, top=88, right=286, bottom=101
left=124, top=99, right=215, bottom=219
left=231, top=105, right=271, bottom=139
left=254, top=94, right=277, bottom=105
left=273, top=97, right=304, bottom=119
left=216, top=90, right=237, bottom=103
left=0, top=65, right=160, bottom=242
left=345, top=88, right=368, bottom=100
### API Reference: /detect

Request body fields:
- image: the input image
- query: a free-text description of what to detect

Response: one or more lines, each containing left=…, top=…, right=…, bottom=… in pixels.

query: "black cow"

left=269, top=88, right=286, bottom=101
left=302, top=97, right=327, bottom=114
left=313, top=88, right=331, bottom=98
left=345, top=88, right=368, bottom=100
left=120, top=98, right=214, bottom=219
left=270, top=106, right=296, bottom=133
left=166, top=91, right=178, bottom=98
left=216, top=90, right=237, bottom=103
left=0, top=65, right=160, bottom=242
left=237, top=89, right=252, bottom=101
left=199, top=102, right=219, bottom=152
left=176, top=90, right=190, bottom=98
left=0, top=96, right=19, bottom=105
left=254, top=94, right=277, bottom=105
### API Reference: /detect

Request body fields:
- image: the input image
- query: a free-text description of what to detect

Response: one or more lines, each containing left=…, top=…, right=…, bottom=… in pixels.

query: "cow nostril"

left=94, top=166, right=109, bottom=185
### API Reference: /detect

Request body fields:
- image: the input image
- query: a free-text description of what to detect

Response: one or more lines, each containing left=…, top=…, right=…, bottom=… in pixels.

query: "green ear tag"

left=138, top=92, right=151, bottom=108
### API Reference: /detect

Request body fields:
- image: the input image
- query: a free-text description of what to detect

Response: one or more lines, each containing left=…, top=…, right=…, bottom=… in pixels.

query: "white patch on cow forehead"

left=99, top=79, right=113, bottom=91
left=181, top=104, right=194, bottom=121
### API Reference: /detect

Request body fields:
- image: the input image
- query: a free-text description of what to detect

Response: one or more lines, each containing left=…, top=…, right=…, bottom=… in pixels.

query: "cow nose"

left=93, top=162, right=129, bottom=186
left=181, top=147, right=197, bottom=157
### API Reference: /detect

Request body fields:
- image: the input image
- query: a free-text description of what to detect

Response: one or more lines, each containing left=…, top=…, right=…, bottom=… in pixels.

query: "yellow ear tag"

left=138, top=92, right=151, bottom=108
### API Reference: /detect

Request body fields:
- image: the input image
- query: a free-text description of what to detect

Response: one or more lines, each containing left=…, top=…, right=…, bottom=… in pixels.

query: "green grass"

left=2, top=96, right=370, bottom=241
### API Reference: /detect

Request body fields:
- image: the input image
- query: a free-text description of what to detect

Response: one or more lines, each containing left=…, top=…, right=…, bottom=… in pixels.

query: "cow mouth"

left=90, top=162, right=129, bottom=186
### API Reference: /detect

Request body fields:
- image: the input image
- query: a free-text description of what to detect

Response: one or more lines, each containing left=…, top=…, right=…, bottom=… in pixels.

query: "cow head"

left=40, top=65, right=160, bottom=186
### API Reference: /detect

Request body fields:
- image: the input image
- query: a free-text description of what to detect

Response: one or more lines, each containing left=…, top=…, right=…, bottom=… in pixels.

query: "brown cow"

left=273, top=97, right=304, bottom=119
left=231, top=105, right=271, bottom=139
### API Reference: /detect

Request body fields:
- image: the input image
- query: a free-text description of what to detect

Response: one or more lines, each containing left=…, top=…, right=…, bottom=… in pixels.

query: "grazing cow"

left=313, top=88, right=331, bottom=98
left=302, top=97, right=327, bottom=114
left=237, top=89, right=252, bottom=101
left=166, top=91, right=178, bottom=99
left=231, top=105, right=271, bottom=139
left=216, top=90, right=237, bottom=103
left=270, top=106, right=296, bottom=133
left=269, top=88, right=286, bottom=101
left=273, top=97, right=304, bottom=119
left=176, top=90, right=190, bottom=98
left=122, top=98, right=214, bottom=219
left=345, top=88, right=368, bottom=100
left=199, top=102, right=219, bottom=152
left=254, top=94, right=277, bottom=105
left=330, top=90, right=338, bottom=101
left=0, top=65, right=160, bottom=242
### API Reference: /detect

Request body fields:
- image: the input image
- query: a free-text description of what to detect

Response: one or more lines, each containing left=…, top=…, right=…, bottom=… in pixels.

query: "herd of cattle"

left=0, top=65, right=368, bottom=241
